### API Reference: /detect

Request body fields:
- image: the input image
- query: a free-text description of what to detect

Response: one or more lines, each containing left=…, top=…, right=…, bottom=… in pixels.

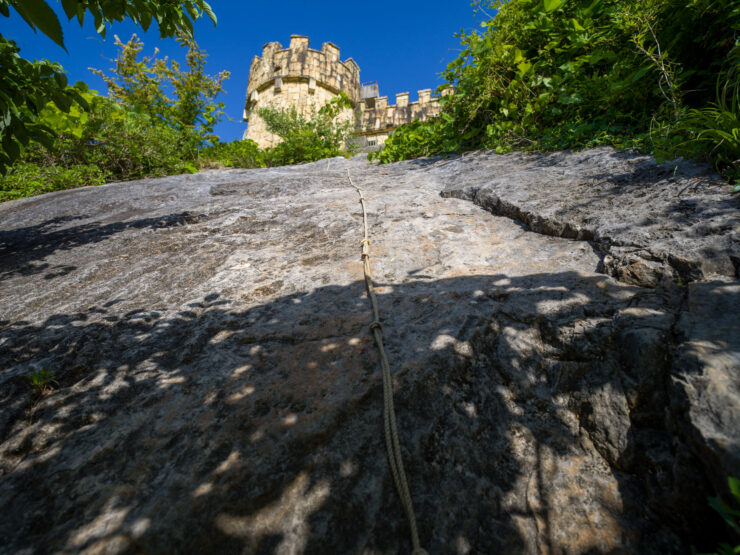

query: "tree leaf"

left=139, top=9, right=153, bottom=31
left=543, top=0, right=567, bottom=13
left=51, top=91, right=71, bottom=112
left=11, top=119, right=29, bottom=145
left=3, top=133, right=20, bottom=160
left=201, top=1, right=217, bottom=25
left=60, top=0, right=77, bottom=20
left=54, top=72, right=68, bottom=88
left=11, top=0, right=66, bottom=50
left=32, top=127, right=55, bottom=150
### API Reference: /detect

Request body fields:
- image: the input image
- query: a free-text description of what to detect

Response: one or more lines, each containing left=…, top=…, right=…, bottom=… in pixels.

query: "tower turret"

left=243, top=35, right=360, bottom=148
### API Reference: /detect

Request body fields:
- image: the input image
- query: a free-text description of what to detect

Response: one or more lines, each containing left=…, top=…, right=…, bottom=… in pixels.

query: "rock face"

left=0, top=147, right=737, bottom=554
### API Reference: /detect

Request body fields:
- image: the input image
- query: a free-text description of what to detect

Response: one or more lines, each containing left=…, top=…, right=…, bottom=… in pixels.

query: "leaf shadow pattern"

left=0, top=271, right=735, bottom=553
left=0, top=211, right=206, bottom=281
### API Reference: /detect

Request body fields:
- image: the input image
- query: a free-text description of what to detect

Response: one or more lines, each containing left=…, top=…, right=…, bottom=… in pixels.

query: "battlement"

left=245, top=35, right=361, bottom=113
left=358, top=88, right=444, bottom=135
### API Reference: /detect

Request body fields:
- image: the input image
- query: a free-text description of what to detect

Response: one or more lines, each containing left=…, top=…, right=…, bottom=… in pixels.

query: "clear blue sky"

left=2, top=1, right=490, bottom=142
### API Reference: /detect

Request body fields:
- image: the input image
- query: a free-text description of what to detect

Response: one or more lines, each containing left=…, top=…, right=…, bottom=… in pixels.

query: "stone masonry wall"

left=244, top=36, right=359, bottom=147
left=244, top=81, right=344, bottom=148
left=357, top=89, right=446, bottom=146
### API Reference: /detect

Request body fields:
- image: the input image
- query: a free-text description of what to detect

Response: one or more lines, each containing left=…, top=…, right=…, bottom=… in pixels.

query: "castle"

left=243, top=35, right=447, bottom=148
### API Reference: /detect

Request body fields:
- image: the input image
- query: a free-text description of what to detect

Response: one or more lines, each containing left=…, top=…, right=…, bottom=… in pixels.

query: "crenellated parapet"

left=245, top=35, right=360, bottom=115
left=357, top=88, right=447, bottom=137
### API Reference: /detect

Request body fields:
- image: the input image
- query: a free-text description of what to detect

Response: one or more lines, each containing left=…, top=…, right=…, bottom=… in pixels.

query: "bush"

left=199, top=139, right=264, bottom=169
left=371, top=0, right=740, bottom=179
left=24, top=91, right=198, bottom=181
left=258, top=93, right=355, bottom=166
left=0, top=0, right=218, bottom=174
left=77, top=101, right=199, bottom=179
left=91, top=33, right=229, bottom=150
left=0, top=162, right=107, bottom=202
left=667, top=74, right=740, bottom=185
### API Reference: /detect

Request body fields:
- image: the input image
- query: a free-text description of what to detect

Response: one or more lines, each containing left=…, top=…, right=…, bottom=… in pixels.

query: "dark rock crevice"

left=447, top=272, right=735, bottom=551
left=443, top=183, right=717, bottom=288
left=439, top=148, right=738, bottom=289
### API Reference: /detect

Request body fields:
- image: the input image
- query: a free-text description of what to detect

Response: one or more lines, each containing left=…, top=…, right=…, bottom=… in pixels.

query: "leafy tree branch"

left=0, top=0, right=216, bottom=173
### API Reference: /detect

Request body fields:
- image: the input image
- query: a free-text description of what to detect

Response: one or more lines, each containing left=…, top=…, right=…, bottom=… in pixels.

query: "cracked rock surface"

left=0, top=147, right=737, bottom=554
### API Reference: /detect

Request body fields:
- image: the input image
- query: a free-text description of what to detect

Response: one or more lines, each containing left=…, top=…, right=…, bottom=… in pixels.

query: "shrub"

left=258, top=93, right=355, bottom=166
left=77, top=100, right=199, bottom=179
left=0, top=0, right=217, bottom=173
left=371, top=0, right=740, bottom=180
left=199, top=139, right=264, bottom=169
left=668, top=74, right=740, bottom=186
left=25, top=91, right=198, bottom=181
left=0, top=162, right=107, bottom=202
left=91, top=33, right=229, bottom=150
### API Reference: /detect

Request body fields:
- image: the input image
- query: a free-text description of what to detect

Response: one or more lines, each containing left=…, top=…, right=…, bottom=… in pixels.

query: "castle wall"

left=356, top=89, right=445, bottom=146
left=243, top=36, right=447, bottom=149
left=245, top=80, right=347, bottom=148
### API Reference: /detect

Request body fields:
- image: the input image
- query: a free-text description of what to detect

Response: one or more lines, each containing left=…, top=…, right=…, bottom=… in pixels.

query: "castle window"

left=368, top=139, right=376, bottom=146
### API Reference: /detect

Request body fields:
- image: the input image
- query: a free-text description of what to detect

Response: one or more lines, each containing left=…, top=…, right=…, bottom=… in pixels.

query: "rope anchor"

left=347, top=169, right=427, bottom=555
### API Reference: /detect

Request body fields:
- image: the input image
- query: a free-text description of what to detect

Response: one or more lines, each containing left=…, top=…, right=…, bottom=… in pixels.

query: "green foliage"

left=28, top=89, right=197, bottom=178
left=1, top=30, right=231, bottom=201
left=200, top=96, right=358, bottom=170
left=0, top=0, right=217, bottom=173
left=258, top=93, right=356, bottom=165
left=91, top=33, right=229, bottom=149
left=70, top=97, right=199, bottom=178
left=372, top=0, right=740, bottom=179
left=374, top=0, right=665, bottom=162
left=0, top=0, right=217, bottom=50
left=369, top=119, right=448, bottom=163
left=25, top=368, right=58, bottom=394
left=199, top=139, right=265, bottom=169
left=1, top=86, right=200, bottom=201
left=706, top=477, right=740, bottom=555
left=669, top=73, right=740, bottom=187
left=0, top=35, right=89, bottom=174
left=0, top=161, right=106, bottom=202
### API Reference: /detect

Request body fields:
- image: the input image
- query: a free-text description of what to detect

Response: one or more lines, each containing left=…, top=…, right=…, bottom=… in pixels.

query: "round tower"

left=243, top=35, right=361, bottom=148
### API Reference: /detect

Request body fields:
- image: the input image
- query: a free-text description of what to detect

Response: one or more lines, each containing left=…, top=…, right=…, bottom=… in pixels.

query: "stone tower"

left=243, top=36, right=445, bottom=148
left=243, top=35, right=360, bottom=148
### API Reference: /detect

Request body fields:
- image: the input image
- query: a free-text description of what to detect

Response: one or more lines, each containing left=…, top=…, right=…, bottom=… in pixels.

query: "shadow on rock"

left=0, top=212, right=206, bottom=281
left=0, top=272, right=736, bottom=553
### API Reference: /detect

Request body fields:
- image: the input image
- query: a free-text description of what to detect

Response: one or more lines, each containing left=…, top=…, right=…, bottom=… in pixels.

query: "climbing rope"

left=347, top=169, right=427, bottom=555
